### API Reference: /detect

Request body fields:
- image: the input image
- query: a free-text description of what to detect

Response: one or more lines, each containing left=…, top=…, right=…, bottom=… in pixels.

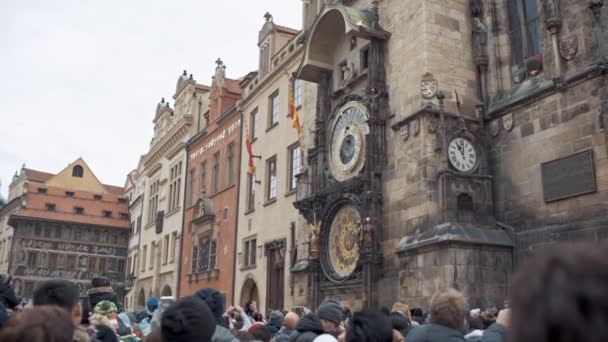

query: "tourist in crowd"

left=160, top=296, right=216, bottom=342
left=250, top=323, right=272, bottom=342
left=389, top=312, right=412, bottom=339
left=0, top=305, right=75, bottom=342
left=288, top=313, right=324, bottom=342
left=316, top=300, right=343, bottom=338
left=345, top=310, right=394, bottom=342
left=88, top=277, right=121, bottom=312
left=273, top=311, right=299, bottom=341
left=137, top=296, right=159, bottom=337
left=508, top=242, right=608, bottom=342
left=0, top=274, right=21, bottom=311
left=195, top=287, right=239, bottom=342
left=266, top=310, right=284, bottom=336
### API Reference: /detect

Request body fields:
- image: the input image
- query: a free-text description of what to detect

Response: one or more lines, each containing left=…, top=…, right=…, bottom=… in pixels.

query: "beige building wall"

left=130, top=73, right=210, bottom=303
left=235, top=25, right=317, bottom=313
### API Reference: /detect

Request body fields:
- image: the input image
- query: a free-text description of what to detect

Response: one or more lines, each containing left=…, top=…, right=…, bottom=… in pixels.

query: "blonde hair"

left=429, top=289, right=467, bottom=332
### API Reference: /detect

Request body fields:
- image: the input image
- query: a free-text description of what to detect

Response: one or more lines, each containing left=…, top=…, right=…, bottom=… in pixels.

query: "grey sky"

left=0, top=0, right=301, bottom=195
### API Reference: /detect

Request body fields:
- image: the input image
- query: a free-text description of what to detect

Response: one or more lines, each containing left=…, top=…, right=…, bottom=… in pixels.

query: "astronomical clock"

left=328, top=101, right=370, bottom=182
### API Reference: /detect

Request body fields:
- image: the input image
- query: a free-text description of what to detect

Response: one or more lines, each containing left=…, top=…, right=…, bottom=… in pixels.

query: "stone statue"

left=198, top=190, right=207, bottom=217
left=341, top=64, right=353, bottom=86
left=309, top=222, right=321, bottom=259
left=472, top=17, right=488, bottom=63
left=361, top=217, right=374, bottom=251
left=543, top=0, right=559, bottom=19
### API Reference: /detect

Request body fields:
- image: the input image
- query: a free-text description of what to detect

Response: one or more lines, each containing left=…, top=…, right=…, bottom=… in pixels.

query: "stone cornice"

left=144, top=116, right=192, bottom=168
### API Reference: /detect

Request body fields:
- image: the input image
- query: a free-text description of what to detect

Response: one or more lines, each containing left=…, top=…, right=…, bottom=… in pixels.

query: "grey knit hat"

left=316, top=300, right=342, bottom=325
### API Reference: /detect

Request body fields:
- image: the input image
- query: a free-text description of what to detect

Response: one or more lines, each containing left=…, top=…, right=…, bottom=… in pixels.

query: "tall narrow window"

left=227, top=142, right=235, bottom=186
left=149, top=243, right=155, bottom=270
left=212, top=152, right=220, bottom=193
left=188, top=169, right=195, bottom=206
left=508, top=0, right=541, bottom=77
left=200, top=161, right=208, bottom=194
left=170, top=232, right=177, bottom=263
left=72, top=165, right=84, bottom=178
left=294, top=79, right=302, bottom=108
left=148, top=180, right=159, bottom=224
left=247, top=173, right=255, bottom=211
left=250, top=109, right=259, bottom=140
left=269, top=91, right=280, bottom=127
left=141, top=245, right=147, bottom=271
left=266, top=156, right=277, bottom=201
left=288, top=144, right=302, bottom=192
left=168, top=162, right=182, bottom=211
left=163, top=235, right=169, bottom=265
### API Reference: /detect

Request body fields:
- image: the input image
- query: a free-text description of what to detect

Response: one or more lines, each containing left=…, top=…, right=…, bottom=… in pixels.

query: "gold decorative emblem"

left=327, top=205, right=361, bottom=279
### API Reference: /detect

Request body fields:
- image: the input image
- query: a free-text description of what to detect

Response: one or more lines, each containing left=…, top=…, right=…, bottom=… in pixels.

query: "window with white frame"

left=288, top=144, right=302, bottom=192
left=168, top=162, right=182, bottom=211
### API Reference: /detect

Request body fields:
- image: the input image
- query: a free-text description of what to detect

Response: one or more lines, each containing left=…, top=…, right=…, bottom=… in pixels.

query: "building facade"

left=130, top=71, right=211, bottom=303
left=234, top=14, right=316, bottom=314
left=178, top=60, right=244, bottom=301
left=6, top=159, right=130, bottom=299
left=292, top=0, right=608, bottom=311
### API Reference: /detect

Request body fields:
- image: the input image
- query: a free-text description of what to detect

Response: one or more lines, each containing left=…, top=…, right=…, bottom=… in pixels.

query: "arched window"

left=72, top=165, right=84, bottom=178
left=507, top=0, right=541, bottom=77
left=457, top=193, right=474, bottom=212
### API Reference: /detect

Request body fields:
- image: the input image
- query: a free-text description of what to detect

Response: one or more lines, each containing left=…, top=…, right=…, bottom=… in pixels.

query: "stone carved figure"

left=309, top=222, right=321, bottom=259
left=361, top=217, right=374, bottom=252
left=341, top=64, right=353, bottom=86
left=543, top=0, right=559, bottom=20
left=472, top=17, right=488, bottom=63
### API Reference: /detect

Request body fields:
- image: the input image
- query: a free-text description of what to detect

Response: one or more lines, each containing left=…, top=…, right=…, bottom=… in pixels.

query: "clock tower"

left=293, top=0, right=390, bottom=309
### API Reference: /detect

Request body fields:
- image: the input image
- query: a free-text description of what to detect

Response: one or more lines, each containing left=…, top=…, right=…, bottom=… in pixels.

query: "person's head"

left=250, top=324, right=272, bottom=342
left=161, top=296, right=216, bottom=342
left=0, top=306, right=75, bottom=342
left=284, top=311, right=299, bottom=329
left=317, top=300, right=343, bottom=335
left=345, top=310, right=393, bottom=342
left=429, top=288, right=467, bottom=332
left=410, top=308, right=423, bottom=318
left=389, top=312, right=410, bottom=332
left=194, top=288, right=225, bottom=326
left=94, top=300, right=118, bottom=318
left=32, top=279, right=82, bottom=325
left=146, top=297, right=159, bottom=313
left=252, top=312, right=264, bottom=322
left=391, top=302, right=412, bottom=320
left=269, top=310, right=284, bottom=325
left=510, top=242, right=608, bottom=342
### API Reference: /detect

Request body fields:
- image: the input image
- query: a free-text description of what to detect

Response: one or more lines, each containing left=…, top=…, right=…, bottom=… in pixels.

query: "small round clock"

left=326, top=205, right=361, bottom=280
left=328, top=101, right=369, bottom=182
left=448, top=137, right=478, bottom=172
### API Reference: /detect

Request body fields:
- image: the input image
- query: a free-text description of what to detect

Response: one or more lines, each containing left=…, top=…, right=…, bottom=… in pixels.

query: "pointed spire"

left=264, top=12, right=273, bottom=22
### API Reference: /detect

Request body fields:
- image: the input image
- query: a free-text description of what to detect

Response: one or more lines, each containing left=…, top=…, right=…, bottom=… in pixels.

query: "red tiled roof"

left=23, top=169, right=53, bottom=183
left=105, top=185, right=125, bottom=196
left=275, top=25, right=299, bottom=36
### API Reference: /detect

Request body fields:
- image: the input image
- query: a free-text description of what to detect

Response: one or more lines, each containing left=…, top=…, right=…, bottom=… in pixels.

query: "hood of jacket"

left=405, top=323, right=466, bottom=342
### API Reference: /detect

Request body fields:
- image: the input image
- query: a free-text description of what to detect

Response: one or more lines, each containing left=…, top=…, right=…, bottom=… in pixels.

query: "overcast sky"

left=0, top=0, right=301, bottom=195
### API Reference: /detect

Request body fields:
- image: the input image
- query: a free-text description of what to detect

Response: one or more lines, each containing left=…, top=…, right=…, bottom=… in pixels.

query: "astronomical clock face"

left=328, top=101, right=369, bottom=182
left=327, top=205, right=361, bottom=280
left=448, top=137, right=478, bottom=172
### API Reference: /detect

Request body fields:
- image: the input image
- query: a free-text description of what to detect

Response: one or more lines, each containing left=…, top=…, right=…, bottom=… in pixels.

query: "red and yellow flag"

left=245, top=122, right=255, bottom=175
left=289, top=78, right=303, bottom=146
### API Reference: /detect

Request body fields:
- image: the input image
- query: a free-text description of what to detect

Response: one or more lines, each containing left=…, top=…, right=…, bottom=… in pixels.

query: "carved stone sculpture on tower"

left=309, top=222, right=321, bottom=259
left=472, top=17, right=489, bottom=66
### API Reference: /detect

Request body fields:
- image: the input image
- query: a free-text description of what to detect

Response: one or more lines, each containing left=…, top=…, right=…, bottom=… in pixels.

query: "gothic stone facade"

left=292, top=0, right=608, bottom=310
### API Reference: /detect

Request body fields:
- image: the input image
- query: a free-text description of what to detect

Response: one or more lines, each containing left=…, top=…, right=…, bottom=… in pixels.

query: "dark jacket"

left=211, top=325, right=238, bottom=342
left=288, top=314, right=324, bottom=342
left=274, top=326, right=295, bottom=342
left=87, top=286, right=121, bottom=312
left=0, top=281, right=21, bottom=309
left=405, top=323, right=467, bottom=342
left=479, top=323, right=506, bottom=342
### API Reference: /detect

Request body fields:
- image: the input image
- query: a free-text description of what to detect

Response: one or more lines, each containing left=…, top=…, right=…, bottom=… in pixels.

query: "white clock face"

left=448, top=137, right=477, bottom=172
left=329, top=102, right=369, bottom=181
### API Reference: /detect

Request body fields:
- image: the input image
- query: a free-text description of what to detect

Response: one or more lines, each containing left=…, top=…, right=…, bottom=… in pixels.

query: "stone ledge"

left=395, top=222, right=513, bottom=256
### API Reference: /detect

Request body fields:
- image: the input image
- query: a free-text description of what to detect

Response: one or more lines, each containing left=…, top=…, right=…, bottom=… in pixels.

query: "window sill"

left=284, top=190, right=296, bottom=198
left=244, top=208, right=255, bottom=215
left=187, top=269, right=220, bottom=282
left=208, top=183, right=236, bottom=199
left=266, top=122, right=279, bottom=132
left=165, top=207, right=181, bottom=219
left=263, top=198, right=277, bottom=207
left=240, top=265, right=257, bottom=271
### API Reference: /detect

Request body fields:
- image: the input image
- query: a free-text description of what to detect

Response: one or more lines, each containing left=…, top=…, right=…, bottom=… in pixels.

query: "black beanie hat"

left=317, top=300, right=343, bottom=325
left=194, top=288, right=225, bottom=326
left=161, top=296, right=216, bottom=342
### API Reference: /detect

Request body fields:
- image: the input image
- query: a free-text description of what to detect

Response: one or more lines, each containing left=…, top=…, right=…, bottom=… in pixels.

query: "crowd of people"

left=0, top=242, right=606, bottom=341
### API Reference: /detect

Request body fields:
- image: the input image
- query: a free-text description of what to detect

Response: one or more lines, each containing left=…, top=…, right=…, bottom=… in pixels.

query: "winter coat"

left=405, top=323, right=467, bottom=342
left=88, top=287, right=122, bottom=312
left=273, top=326, right=295, bottom=342
left=288, top=314, right=324, bottom=342
left=479, top=323, right=506, bottom=342
left=0, top=281, right=21, bottom=309
left=212, top=324, right=239, bottom=342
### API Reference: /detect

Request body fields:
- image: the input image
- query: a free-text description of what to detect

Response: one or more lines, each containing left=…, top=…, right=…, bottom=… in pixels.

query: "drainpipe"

left=176, top=146, right=189, bottom=298
left=231, top=109, right=244, bottom=306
